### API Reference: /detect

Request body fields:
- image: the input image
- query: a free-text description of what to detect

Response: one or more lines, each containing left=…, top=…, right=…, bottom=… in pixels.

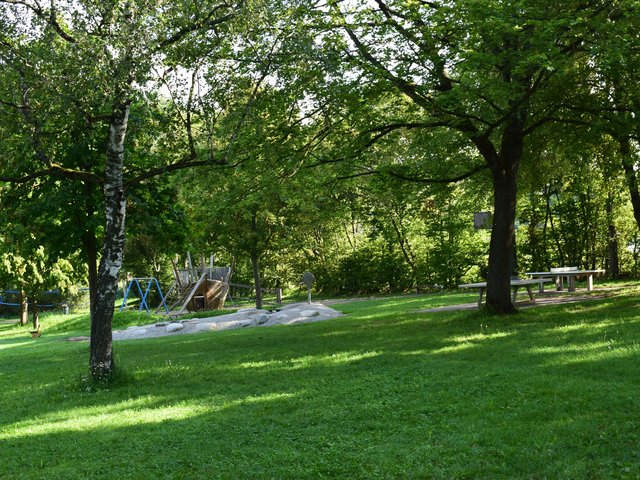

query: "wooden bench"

left=458, top=278, right=553, bottom=308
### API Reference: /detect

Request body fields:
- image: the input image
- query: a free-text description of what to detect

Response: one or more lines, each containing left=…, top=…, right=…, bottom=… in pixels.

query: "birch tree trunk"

left=90, top=103, right=129, bottom=379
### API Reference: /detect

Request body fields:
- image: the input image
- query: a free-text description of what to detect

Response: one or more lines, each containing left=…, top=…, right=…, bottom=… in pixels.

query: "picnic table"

left=525, top=267, right=605, bottom=293
left=458, top=278, right=553, bottom=308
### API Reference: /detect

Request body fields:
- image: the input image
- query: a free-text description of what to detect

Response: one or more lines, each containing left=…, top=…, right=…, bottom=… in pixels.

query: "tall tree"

left=305, top=0, right=611, bottom=312
left=0, top=0, right=271, bottom=378
left=580, top=3, right=640, bottom=235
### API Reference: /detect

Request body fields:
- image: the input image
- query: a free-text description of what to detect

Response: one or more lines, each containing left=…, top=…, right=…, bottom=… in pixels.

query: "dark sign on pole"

left=301, top=272, right=315, bottom=304
left=473, top=212, right=492, bottom=230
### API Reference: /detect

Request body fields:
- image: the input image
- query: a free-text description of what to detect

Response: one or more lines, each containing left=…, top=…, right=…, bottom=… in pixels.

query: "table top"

left=459, top=278, right=553, bottom=289
left=526, top=270, right=605, bottom=276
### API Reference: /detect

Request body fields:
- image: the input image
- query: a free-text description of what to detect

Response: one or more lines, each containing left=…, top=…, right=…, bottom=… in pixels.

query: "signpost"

left=301, top=272, right=315, bottom=304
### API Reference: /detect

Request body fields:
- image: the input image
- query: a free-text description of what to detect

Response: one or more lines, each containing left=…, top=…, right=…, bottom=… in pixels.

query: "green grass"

left=1, top=287, right=639, bottom=479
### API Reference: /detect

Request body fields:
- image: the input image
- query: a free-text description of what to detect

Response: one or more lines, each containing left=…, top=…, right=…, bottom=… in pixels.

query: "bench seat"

left=458, top=278, right=553, bottom=308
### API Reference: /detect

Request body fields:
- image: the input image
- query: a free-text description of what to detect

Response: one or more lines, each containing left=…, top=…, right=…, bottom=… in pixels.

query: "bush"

left=321, top=241, right=413, bottom=294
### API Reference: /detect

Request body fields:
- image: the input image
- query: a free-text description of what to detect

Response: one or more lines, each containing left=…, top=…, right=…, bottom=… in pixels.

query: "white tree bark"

left=89, top=102, right=129, bottom=378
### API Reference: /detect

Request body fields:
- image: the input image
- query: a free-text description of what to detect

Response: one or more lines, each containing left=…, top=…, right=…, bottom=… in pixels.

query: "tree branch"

left=0, top=0, right=76, bottom=43
left=0, top=164, right=101, bottom=184
left=124, top=155, right=228, bottom=186
left=156, top=4, right=237, bottom=51
left=362, top=120, right=451, bottom=148
left=373, top=0, right=452, bottom=91
left=18, top=71, right=52, bottom=168
left=329, top=0, right=432, bottom=111
left=385, top=162, right=489, bottom=184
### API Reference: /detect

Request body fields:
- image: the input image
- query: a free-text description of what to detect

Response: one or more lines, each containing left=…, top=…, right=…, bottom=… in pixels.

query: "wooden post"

left=171, top=259, right=182, bottom=287
left=275, top=280, right=282, bottom=305
left=228, top=257, right=236, bottom=283
left=187, top=252, right=194, bottom=282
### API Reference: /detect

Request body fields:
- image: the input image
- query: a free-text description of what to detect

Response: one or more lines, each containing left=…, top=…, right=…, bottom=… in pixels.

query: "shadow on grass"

left=1, top=291, right=640, bottom=478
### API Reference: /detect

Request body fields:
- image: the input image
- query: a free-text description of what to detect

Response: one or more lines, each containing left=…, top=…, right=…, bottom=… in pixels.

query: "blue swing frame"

left=119, top=277, right=169, bottom=313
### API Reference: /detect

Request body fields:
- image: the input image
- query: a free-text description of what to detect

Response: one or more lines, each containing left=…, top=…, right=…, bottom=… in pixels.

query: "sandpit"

left=112, top=302, right=343, bottom=341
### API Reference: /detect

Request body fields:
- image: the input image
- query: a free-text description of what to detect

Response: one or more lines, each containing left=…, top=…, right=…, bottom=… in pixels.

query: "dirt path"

left=318, top=293, right=425, bottom=306
left=416, top=289, right=617, bottom=313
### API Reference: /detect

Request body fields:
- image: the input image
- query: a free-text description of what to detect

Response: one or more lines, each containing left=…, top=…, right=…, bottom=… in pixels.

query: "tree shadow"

left=1, top=292, right=640, bottom=478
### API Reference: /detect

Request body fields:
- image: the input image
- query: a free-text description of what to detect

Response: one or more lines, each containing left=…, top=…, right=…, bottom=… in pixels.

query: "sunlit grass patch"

left=1, top=288, right=639, bottom=479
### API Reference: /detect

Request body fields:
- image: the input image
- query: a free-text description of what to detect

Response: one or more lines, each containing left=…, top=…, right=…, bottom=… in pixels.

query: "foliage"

left=0, top=237, right=80, bottom=307
left=124, top=179, right=190, bottom=280
left=330, top=238, right=412, bottom=293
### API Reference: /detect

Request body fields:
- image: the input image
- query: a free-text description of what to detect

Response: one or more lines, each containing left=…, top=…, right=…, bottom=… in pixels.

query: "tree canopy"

left=1, top=0, right=640, bottom=378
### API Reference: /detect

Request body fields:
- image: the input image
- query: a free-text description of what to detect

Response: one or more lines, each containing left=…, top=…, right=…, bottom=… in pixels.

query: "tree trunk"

left=32, top=299, right=40, bottom=332
left=541, top=186, right=551, bottom=269
left=483, top=117, right=524, bottom=314
left=249, top=210, right=263, bottom=310
left=619, top=137, right=640, bottom=231
left=390, top=217, right=418, bottom=284
left=606, top=193, right=619, bottom=278
left=485, top=168, right=519, bottom=313
left=85, top=232, right=99, bottom=316
left=90, top=103, right=129, bottom=380
left=511, top=230, right=519, bottom=278
left=19, top=290, right=28, bottom=326
left=547, top=193, right=564, bottom=266
left=526, top=192, right=540, bottom=271
left=251, top=250, right=263, bottom=310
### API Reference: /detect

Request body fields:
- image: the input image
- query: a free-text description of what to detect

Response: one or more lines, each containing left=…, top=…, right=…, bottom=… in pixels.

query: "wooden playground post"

left=276, top=279, right=282, bottom=305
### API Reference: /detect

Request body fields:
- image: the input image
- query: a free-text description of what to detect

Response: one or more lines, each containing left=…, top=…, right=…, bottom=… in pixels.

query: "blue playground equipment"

left=120, top=277, right=168, bottom=313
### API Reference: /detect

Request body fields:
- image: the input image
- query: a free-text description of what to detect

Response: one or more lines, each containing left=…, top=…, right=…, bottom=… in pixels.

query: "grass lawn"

left=1, top=286, right=639, bottom=479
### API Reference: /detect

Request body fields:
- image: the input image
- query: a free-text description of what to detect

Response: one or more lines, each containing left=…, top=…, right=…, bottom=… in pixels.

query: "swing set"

left=119, top=277, right=169, bottom=313
left=119, top=254, right=233, bottom=316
